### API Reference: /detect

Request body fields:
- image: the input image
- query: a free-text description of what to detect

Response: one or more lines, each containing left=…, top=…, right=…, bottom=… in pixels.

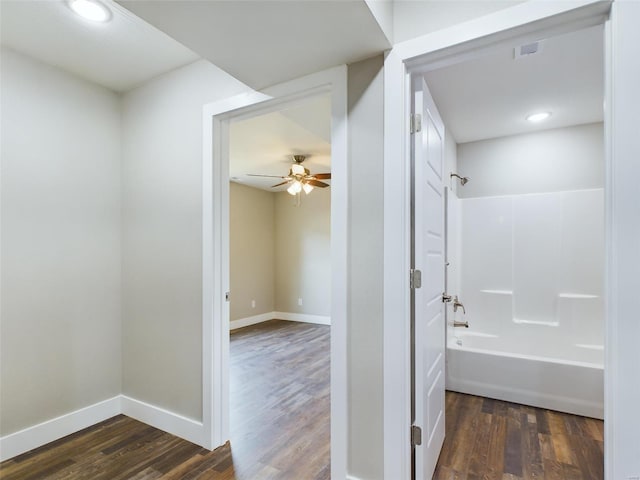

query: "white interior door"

left=412, top=77, right=446, bottom=479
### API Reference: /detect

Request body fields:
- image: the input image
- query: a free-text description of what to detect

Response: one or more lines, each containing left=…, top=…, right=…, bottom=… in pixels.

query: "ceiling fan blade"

left=306, top=179, right=330, bottom=188
left=313, top=173, right=331, bottom=179
left=246, top=174, right=288, bottom=179
left=271, top=181, right=291, bottom=188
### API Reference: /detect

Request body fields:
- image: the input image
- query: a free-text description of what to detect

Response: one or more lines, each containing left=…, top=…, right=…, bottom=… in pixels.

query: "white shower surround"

left=446, top=188, right=604, bottom=418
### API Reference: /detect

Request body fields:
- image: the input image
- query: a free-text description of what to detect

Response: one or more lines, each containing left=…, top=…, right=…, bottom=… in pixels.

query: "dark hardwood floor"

left=1, top=320, right=604, bottom=479
left=228, top=320, right=330, bottom=479
left=435, top=392, right=604, bottom=480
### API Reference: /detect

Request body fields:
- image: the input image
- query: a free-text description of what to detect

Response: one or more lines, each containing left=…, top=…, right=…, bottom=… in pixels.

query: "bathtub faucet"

left=453, top=321, right=469, bottom=328
left=452, top=296, right=466, bottom=314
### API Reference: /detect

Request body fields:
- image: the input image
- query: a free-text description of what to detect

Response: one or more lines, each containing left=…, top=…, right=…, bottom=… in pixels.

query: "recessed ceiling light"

left=526, top=112, right=551, bottom=123
left=68, top=0, right=112, bottom=23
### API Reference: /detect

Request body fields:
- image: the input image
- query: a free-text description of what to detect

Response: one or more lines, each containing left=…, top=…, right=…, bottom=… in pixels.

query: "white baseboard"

left=230, top=311, right=274, bottom=330
left=230, top=311, right=331, bottom=330
left=274, top=311, right=331, bottom=325
left=0, top=396, right=121, bottom=461
left=0, top=309, right=329, bottom=462
left=0, top=395, right=207, bottom=462
left=120, top=396, right=204, bottom=446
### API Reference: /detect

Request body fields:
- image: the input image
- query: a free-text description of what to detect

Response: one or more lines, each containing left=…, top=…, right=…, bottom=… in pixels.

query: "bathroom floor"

left=435, top=391, right=604, bottom=480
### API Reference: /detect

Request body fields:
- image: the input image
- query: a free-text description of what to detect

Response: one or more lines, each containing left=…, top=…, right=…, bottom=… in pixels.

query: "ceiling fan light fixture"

left=291, top=164, right=305, bottom=175
left=303, top=183, right=314, bottom=194
left=287, top=181, right=302, bottom=195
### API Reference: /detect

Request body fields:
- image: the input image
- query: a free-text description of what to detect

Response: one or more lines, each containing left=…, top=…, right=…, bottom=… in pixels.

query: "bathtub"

left=446, top=331, right=604, bottom=419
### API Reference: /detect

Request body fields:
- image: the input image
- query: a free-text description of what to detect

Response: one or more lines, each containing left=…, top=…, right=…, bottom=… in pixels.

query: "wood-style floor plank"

left=435, top=391, right=604, bottom=480
left=0, top=320, right=329, bottom=480
left=1, top=321, right=604, bottom=479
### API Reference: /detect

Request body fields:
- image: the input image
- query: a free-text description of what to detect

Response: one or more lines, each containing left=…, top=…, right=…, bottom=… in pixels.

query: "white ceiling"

left=116, top=0, right=391, bottom=90
left=0, top=0, right=200, bottom=92
left=230, top=95, right=331, bottom=192
left=424, top=25, right=604, bottom=144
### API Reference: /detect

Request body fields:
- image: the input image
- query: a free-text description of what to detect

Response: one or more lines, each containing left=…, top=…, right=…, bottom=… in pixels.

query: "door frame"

left=201, top=65, right=348, bottom=480
left=383, top=1, right=615, bottom=478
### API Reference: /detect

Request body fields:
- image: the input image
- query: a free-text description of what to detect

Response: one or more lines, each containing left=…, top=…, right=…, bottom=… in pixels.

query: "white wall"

left=121, top=60, right=249, bottom=421
left=230, top=182, right=275, bottom=321
left=393, top=0, right=526, bottom=44
left=0, top=48, right=122, bottom=435
left=457, top=123, right=604, bottom=198
left=274, top=189, right=331, bottom=317
left=347, top=55, right=385, bottom=480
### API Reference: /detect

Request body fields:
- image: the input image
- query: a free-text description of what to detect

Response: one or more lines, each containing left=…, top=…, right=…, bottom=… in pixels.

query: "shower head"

left=450, top=173, right=470, bottom=186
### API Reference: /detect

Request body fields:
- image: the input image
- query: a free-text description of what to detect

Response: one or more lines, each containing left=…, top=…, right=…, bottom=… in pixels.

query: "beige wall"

left=230, top=183, right=276, bottom=320
left=121, top=60, right=249, bottom=421
left=347, top=55, right=385, bottom=480
left=0, top=48, right=122, bottom=435
left=274, top=189, right=331, bottom=317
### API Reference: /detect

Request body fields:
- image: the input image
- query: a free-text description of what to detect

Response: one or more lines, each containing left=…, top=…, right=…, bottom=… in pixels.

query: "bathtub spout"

left=453, top=321, right=469, bottom=328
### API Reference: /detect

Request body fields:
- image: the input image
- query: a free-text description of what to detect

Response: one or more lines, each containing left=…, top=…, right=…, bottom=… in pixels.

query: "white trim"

left=274, top=312, right=331, bottom=326
left=395, top=0, right=610, bottom=70
left=230, top=311, right=332, bottom=330
left=346, top=476, right=367, bottom=480
left=0, top=395, right=209, bottom=462
left=383, top=2, right=612, bottom=479
left=604, top=3, right=640, bottom=477
left=603, top=13, right=615, bottom=480
left=120, top=396, right=204, bottom=447
left=383, top=46, right=412, bottom=480
left=202, top=65, right=348, bottom=480
left=230, top=312, right=275, bottom=330
left=0, top=396, right=121, bottom=461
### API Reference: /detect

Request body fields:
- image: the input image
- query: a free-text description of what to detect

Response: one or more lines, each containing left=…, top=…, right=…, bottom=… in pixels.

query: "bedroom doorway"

left=201, top=66, right=348, bottom=479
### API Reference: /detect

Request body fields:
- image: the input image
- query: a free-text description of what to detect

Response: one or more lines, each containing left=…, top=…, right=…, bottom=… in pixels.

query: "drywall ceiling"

left=230, top=95, right=331, bottom=192
left=116, top=0, right=391, bottom=90
left=424, top=25, right=604, bottom=144
left=0, top=0, right=199, bottom=92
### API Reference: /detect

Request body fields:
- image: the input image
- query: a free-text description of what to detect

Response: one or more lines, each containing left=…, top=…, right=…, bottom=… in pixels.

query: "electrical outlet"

left=298, top=298, right=303, bottom=306
left=251, top=300, right=256, bottom=308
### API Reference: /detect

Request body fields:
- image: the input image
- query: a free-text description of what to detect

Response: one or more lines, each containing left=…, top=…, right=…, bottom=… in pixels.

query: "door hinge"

left=410, top=113, right=422, bottom=134
left=411, top=425, right=422, bottom=446
left=410, top=269, right=422, bottom=289
left=225, top=291, right=230, bottom=302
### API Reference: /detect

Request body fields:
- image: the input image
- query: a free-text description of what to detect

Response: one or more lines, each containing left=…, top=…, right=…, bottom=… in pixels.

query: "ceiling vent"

left=514, top=41, right=543, bottom=60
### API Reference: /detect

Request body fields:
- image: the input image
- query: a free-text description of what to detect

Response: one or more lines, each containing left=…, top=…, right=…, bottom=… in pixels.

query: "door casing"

left=383, top=2, right=614, bottom=478
left=201, top=66, right=348, bottom=480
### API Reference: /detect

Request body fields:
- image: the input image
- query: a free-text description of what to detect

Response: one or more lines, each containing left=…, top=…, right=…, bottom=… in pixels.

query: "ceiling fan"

left=247, top=155, right=331, bottom=196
